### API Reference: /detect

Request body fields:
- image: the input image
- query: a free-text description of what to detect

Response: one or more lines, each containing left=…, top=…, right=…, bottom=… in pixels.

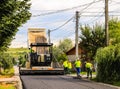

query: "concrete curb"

left=14, top=66, right=23, bottom=89
left=18, top=76, right=23, bottom=89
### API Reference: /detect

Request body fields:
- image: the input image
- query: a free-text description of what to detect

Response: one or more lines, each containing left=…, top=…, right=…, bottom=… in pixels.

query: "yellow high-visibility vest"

left=75, top=60, right=81, bottom=68
left=85, top=62, right=92, bottom=68
left=63, top=60, right=68, bottom=68
left=68, top=62, right=72, bottom=69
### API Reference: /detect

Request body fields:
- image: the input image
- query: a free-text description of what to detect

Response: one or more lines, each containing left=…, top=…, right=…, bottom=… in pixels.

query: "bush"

left=0, top=52, right=13, bottom=70
left=95, top=44, right=120, bottom=83
left=1, top=68, right=14, bottom=76
left=18, top=55, right=26, bottom=67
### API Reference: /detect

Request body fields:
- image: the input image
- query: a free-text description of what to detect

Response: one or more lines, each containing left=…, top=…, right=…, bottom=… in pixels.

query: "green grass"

left=113, top=81, right=120, bottom=86
left=8, top=48, right=28, bottom=52
left=81, top=72, right=87, bottom=75
left=1, top=68, right=14, bottom=77
left=0, top=85, right=16, bottom=89
left=71, top=71, right=96, bottom=75
left=6, top=48, right=29, bottom=57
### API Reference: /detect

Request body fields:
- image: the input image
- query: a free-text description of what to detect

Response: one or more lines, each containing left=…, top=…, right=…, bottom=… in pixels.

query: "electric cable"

left=49, top=0, right=101, bottom=43
left=50, top=16, right=74, bottom=32
left=111, top=1, right=120, bottom=4
left=32, top=0, right=102, bottom=17
left=81, top=12, right=105, bottom=25
left=49, top=0, right=99, bottom=39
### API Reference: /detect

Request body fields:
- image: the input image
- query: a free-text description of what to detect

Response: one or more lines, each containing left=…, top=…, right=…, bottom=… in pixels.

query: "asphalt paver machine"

left=19, top=28, right=64, bottom=75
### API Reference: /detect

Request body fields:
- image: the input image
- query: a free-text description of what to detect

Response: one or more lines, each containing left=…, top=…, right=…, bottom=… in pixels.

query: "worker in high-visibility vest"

left=68, top=60, right=72, bottom=74
left=74, top=58, right=82, bottom=77
left=85, top=60, right=93, bottom=79
left=63, top=60, right=68, bottom=74
left=29, top=48, right=34, bottom=53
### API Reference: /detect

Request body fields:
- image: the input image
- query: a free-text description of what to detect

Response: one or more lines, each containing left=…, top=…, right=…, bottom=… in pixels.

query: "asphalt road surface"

left=21, top=75, right=118, bottom=89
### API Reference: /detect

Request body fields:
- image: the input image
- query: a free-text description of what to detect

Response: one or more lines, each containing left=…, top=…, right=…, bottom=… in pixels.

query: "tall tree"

left=58, top=39, right=73, bottom=53
left=53, top=38, right=73, bottom=62
left=80, top=24, right=106, bottom=59
left=109, top=18, right=120, bottom=45
left=0, top=0, right=31, bottom=51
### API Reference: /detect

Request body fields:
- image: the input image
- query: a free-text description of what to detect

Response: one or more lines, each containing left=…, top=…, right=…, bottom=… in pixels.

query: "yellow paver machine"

left=19, top=28, right=64, bottom=75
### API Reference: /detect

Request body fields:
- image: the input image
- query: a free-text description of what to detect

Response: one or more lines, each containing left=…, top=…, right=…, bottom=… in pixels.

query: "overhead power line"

left=32, top=0, right=102, bottom=17
left=49, top=1, right=98, bottom=42
left=78, top=0, right=97, bottom=15
left=80, top=14, right=120, bottom=17
left=50, top=16, right=74, bottom=32
left=81, top=13, right=105, bottom=25
left=112, top=1, right=120, bottom=4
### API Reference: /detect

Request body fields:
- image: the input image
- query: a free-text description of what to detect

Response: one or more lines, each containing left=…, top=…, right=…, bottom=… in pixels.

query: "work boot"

left=90, top=76, right=92, bottom=79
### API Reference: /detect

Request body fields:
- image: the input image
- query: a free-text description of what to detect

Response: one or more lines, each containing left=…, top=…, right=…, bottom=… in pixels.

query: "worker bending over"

left=63, top=60, right=68, bottom=74
left=85, top=60, right=93, bottom=79
left=68, top=60, right=72, bottom=74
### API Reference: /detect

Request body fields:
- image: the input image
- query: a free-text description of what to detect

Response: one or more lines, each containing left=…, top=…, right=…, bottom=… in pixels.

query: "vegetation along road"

left=21, top=75, right=118, bottom=89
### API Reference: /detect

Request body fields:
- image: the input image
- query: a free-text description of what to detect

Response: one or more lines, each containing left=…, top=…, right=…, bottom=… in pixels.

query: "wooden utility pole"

left=105, top=0, right=109, bottom=46
left=48, top=29, right=51, bottom=43
left=75, top=11, right=79, bottom=59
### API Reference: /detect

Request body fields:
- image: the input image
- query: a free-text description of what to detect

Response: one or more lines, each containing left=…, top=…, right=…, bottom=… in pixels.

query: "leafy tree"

left=80, top=24, right=106, bottom=59
left=0, top=0, right=31, bottom=51
left=53, top=38, right=73, bottom=62
left=53, top=46, right=62, bottom=61
left=57, top=54, right=68, bottom=62
left=109, top=18, right=120, bottom=45
left=79, top=18, right=120, bottom=59
left=58, top=39, right=73, bottom=53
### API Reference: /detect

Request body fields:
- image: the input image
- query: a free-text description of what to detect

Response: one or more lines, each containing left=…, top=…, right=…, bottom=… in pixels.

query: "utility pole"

left=105, top=0, right=109, bottom=46
left=75, top=11, right=79, bottom=59
left=48, top=29, right=51, bottom=43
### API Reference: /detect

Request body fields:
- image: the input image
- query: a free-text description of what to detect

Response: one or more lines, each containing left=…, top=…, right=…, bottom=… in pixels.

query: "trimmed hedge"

left=95, top=44, right=120, bottom=83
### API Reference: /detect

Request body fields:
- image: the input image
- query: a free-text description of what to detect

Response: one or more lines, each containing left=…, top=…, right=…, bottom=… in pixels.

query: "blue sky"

left=10, top=0, right=120, bottom=48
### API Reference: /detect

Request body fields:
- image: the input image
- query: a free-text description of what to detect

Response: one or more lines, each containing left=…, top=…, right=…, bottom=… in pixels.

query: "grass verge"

left=91, top=77, right=120, bottom=87
left=0, top=68, right=14, bottom=78
left=0, top=82, right=17, bottom=89
left=113, top=81, right=120, bottom=86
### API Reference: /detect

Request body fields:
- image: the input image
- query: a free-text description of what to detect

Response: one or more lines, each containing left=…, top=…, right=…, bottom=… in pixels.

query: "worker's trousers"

left=64, top=67, right=68, bottom=74
left=76, top=67, right=81, bottom=76
left=86, top=68, right=92, bottom=78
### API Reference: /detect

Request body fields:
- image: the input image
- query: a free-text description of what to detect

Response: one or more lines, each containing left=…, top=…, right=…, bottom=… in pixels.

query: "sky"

left=10, top=0, right=120, bottom=48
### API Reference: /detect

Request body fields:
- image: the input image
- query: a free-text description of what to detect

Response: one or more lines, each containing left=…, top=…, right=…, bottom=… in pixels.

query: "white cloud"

left=10, top=0, right=120, bottom=48
left=10, top=33, right=28, bottom=48
left=30, top=0, right=94, bottom=10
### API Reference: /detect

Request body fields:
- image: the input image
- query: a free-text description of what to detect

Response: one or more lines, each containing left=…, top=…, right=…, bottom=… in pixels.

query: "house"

left=66, top=46, right=86, bottom=62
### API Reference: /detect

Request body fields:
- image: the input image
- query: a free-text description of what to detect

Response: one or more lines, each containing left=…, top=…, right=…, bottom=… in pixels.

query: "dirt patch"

left=0, top=81, right=18, bottom=89
left=0, top=75, right=13, bottom=78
